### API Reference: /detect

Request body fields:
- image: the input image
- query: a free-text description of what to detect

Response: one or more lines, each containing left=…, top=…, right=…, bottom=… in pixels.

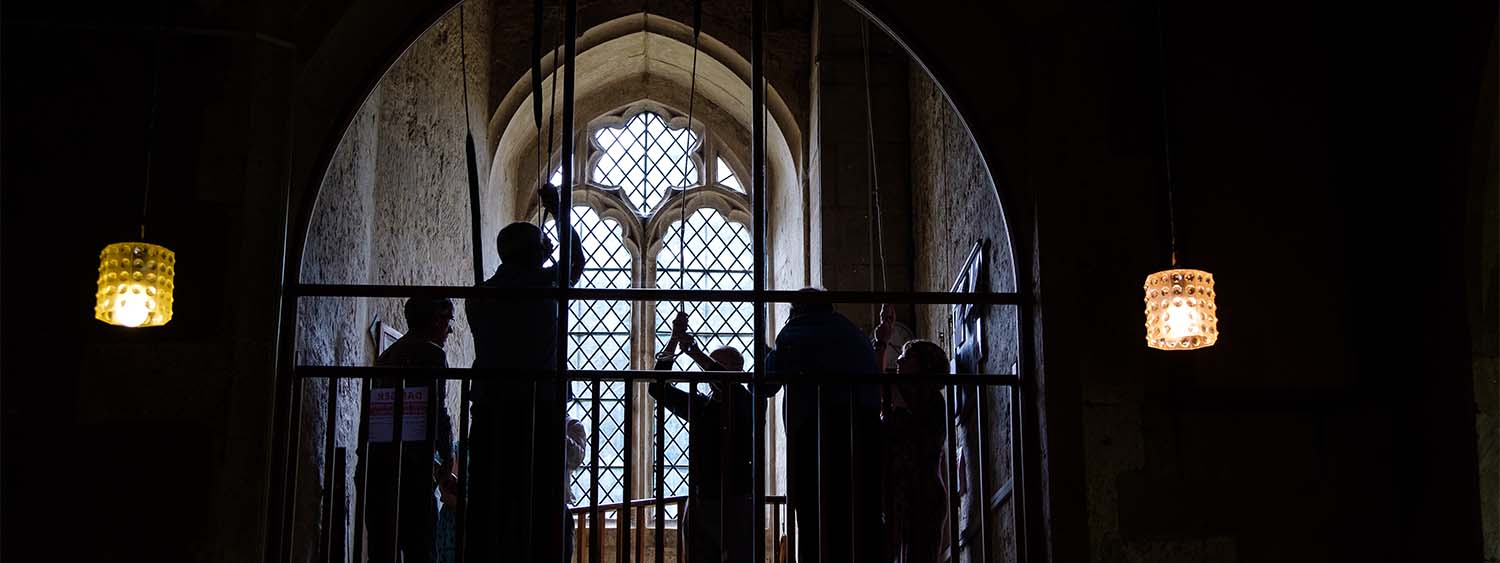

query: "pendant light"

left=96, top=8, right=175, bottom=328
left=1142, top=0, right=1216, bottom=350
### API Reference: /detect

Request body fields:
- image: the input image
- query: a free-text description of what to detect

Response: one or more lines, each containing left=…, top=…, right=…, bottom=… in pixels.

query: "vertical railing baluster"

left=749, top=0, right=767, bottom=558
left=1008, top=385, right=1026, bottom=563
left=974, top=383, right=991, bottom=563
left=353, top=380, right=372, bottom=563
left=390, top=377, right=406, bottom=561
left=330, top=448, right=347, bottom=563
left=621, top=377, right=634, bottom=563
left=816, top=384, right=826, bottom=563
left=559, top=0, right=578, bottom=559
left=685, top=372, right=694, bottom=561
left=455, top=379, right=471, bottom=563
left=772, top=498, right=781, bottom=563
left=319, top=376, right=339, bottom=563
left=944, top=384, right=961, bottom=563
left=655, top=374, right=666, bottom=563
left=590, top=375, right=602, bottom=563
left=848, top=385, right=857, bottom=560
left=676, top=499, right=687, bottom=563
left=785, top=385, right=796, bottom=563
left=717, top=373, right=727, bottom=563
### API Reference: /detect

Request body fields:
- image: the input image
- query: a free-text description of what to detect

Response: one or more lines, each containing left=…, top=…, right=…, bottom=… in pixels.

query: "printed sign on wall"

left=368, top=386, right=429, bottom=443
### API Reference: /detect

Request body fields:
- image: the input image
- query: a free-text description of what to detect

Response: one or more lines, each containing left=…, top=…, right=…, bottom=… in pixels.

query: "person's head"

left=709, top=346, right=745, bottom=371
left=895, top=339, right=948, bottom=375
left=496, top=222, right=553, bottom=268
left=789, top=287, right=833, bottom=318
left=404, top=297, right=455, bottom=346
left=705, top=346, right=745, bottom=397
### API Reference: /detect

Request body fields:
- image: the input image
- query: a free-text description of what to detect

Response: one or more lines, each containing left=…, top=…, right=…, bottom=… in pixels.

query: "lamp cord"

left=1154, top=0, right=1178, bottom=266
left=141, top=1, right=167, bottom=241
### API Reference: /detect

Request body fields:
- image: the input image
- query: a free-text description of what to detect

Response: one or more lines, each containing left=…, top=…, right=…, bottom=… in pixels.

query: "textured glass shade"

left=1144, top=268, right=1217, bottom=350
left=95, top=242, right=175, bottom=328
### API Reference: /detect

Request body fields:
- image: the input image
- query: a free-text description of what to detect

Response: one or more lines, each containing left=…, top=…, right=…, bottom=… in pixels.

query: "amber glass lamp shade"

left=1143, top=268, right=1217, bottom=350
left=95, top=242, right=175, bottom=328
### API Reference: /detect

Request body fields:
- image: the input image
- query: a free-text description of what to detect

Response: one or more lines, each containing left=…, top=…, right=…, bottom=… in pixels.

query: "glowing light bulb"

left=1143, top=268, right=1218, bottom=350
left=114, top=286, right=151, bottom=327
left=95, top=243, right=174, bottom=327
left=1164, top=303, right=1197, bottom=338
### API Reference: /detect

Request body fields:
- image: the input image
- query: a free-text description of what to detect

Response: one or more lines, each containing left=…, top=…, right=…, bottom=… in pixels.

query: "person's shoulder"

left=376, top=336, right=447, bottom=367
left=415, top=341, right=448, bottom=366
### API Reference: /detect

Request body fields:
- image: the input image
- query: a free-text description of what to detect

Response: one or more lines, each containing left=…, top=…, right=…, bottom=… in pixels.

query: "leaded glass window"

left=591, top=112, right=701, bottom=215
left=716, top=157, right=744, bottom=192
left=536, top=104, right=751, bottom=516
left=653, top=209, right=755, bottom=505
left=545, top=207, right=632, bottom=507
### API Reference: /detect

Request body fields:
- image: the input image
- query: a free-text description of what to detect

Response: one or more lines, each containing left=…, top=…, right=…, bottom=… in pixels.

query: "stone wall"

left=811, top=0, right=912, bottom=330
left=909, top=69, right=1021, bottom=563
left=295, top=6, right=491, bottom=560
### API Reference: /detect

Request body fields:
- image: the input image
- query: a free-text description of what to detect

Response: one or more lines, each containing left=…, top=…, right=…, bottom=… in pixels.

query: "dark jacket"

left=373, top=335, right=454, bottom=467
left=766, top=309, right=881, bottom=436
left=647, top=354, right=771, bottom=499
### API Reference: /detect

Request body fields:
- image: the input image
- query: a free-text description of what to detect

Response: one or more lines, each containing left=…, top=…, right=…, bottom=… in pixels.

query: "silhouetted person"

left=562, top=413, right=587, bottom=563
left=767, top=291, right=883, bottom=563
left=362, top=297, right=457, bottom=563
left=464, top=184, right=584, bottom=562
left=649, top=311, right=775, bottom=563
left=874, top=305, right=949, bottom=563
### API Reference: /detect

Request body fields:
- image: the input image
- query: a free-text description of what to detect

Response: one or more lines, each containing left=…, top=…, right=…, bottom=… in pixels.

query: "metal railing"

left=290, top=364, right=1021, bottom=563
left=265, top=0, right=1041, bottom=559
left=566, top=496, right=792, bottom=563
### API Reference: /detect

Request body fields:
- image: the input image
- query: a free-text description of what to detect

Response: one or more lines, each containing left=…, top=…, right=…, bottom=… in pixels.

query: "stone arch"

left=488, top=13, right=801, bottom=230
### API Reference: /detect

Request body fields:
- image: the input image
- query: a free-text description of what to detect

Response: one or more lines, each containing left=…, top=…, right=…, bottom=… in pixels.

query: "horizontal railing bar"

left=293, top=365, right=1021, bottom=386
left=567, top=495, right=788, bottom=514
left=649, top=332, right=759, bottom=338
left=289, top=283, right=1024, bottom=305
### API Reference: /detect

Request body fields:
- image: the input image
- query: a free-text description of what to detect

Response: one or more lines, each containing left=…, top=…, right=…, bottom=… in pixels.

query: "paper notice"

left=369, top=386, right=429, bottom=443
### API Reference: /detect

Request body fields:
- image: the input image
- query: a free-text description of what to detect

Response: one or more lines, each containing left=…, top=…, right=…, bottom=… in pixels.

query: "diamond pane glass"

left=591, top=112, right=701, bottom=215
left=716, top=156, right=744, bottom=192
left=652, top=208, right=755, bottom=507
left=544, top=206, right=633, bottom=508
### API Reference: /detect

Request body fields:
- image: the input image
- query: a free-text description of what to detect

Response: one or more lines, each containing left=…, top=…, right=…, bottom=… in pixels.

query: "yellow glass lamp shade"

left=1143, top=268, right=1217, bottom=350
left=95, top=242, right=175, bottom=328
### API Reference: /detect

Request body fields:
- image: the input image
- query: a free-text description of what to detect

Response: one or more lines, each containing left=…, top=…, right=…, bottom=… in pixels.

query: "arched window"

left=541, top=102, right=751, bottom=510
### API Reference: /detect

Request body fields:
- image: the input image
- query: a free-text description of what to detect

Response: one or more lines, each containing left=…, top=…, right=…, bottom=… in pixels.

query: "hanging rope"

left=676, top=0, right=703, bottom=304
left=461, top=3, right=485, bottom=285
left=533, top=0, right=565, bottom=227
left=531, top=0, right=546, bottom=225
left=544, top=36, right=561, bottom=191
left=861, top=19, right=889, bottom=292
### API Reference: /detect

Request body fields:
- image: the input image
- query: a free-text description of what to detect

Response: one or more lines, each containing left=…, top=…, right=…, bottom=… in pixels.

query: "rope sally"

left=461, top=3, right=484, bottom=284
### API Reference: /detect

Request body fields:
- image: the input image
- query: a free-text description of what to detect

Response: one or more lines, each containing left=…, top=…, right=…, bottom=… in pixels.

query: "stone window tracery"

left=538, top=102, right=751, bottom=513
